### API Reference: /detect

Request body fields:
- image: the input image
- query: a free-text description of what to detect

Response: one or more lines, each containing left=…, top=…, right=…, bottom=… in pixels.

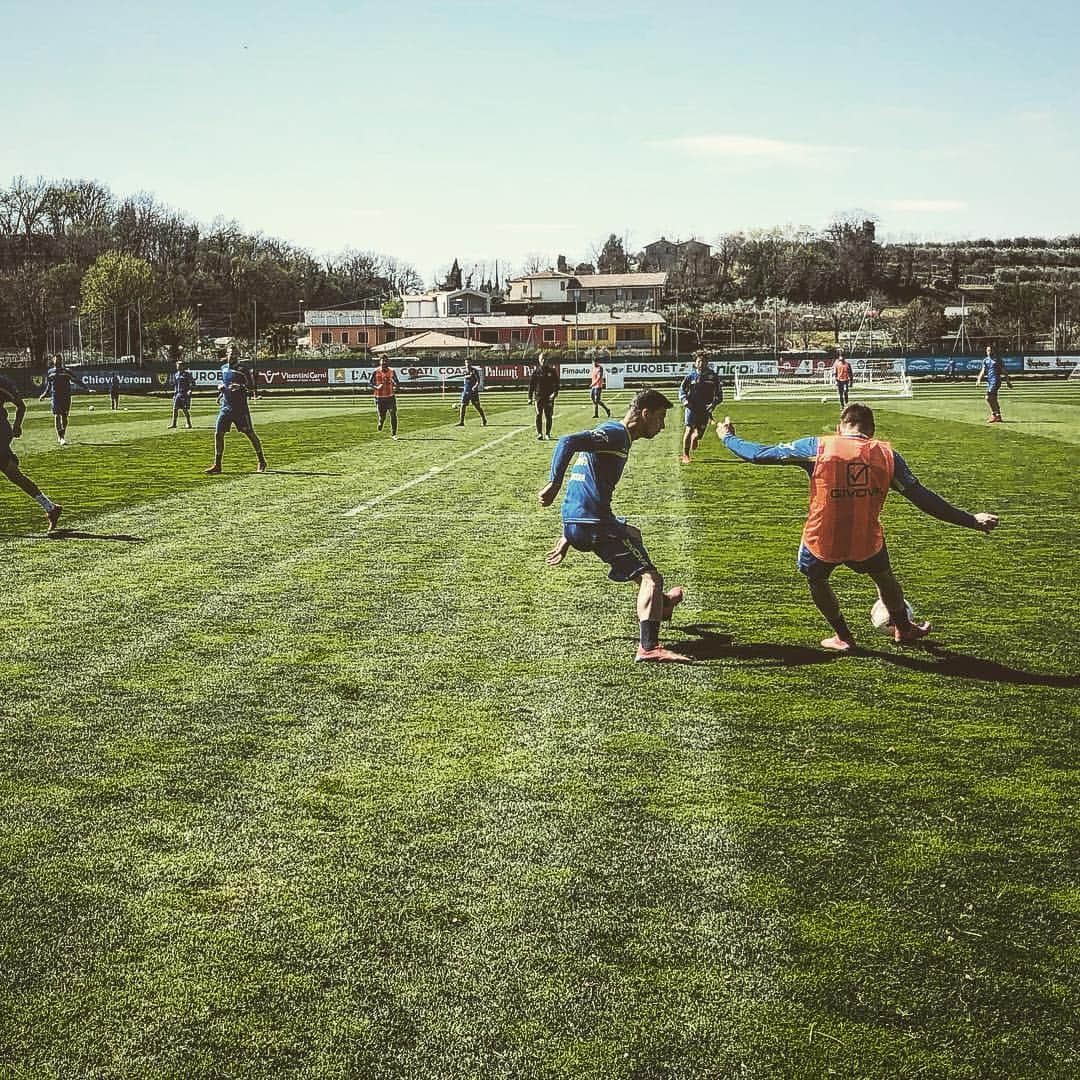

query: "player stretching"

left=39, top=355, right=91, bottom=446
left=678, top=353, right=721, bottom=464
left=539, top=388, right=690, bottom=664
left=832, top=351, right=853, bottom=407
left=1, top=375, right=63, bottom=531
left=370, top=357, right=401, bottom=439
left=529, top=353, right=560, bottom=441
left=590, top=360, right=611, bottom=418
left=456, top=358, right=487, bottom=427
left=976, top=346, right=1013, bottom=423
left=170, top=360, right=194, bottom=428
left=716, top=403, right=999, bottom=651
left=205, top=346, right=266, bottom=474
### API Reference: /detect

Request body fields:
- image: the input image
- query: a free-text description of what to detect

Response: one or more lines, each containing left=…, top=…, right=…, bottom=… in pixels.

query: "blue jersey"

left=550, top=421, right=632, bottom=525
left=173, top=370, right=194, bottom=399
left=981, top=356, right=1003, bottom=390
left=721, top=432, right=978, bottom=528
left=679, top=368, right=721, bottom=412
left=463, top=367, right=481, bottom=394
left=42, top=369, right=82, bottom=404
left=219, top=368, right=250, bottom=412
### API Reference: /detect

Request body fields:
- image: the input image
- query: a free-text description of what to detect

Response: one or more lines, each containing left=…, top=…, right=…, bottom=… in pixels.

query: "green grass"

left=1, top=383, right=1077, bottom=1078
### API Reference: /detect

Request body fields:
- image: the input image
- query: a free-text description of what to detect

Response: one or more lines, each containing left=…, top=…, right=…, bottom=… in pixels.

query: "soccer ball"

left=870, top=598, right=915, bottom=634
left=88, top=405, right=95, bottom=411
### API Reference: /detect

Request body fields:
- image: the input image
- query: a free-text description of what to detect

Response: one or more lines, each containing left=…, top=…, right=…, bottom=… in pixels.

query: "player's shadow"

left=264, top=469, right=343, bottom=477
left=45, top=530, right=146, bottom=543
left=858, top=643, right=1080, bottom=687
left=675, top=623, right=837, bottom=667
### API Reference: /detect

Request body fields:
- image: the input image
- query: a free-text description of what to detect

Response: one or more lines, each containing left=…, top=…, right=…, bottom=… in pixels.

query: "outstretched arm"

left=716, top=417, right=818, bottom=469
left=892, top=453, right=998, bottom=531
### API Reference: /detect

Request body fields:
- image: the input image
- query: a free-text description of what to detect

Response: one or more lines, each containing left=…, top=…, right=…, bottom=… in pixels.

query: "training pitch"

left=1, top=383, right=1077, bottom=1078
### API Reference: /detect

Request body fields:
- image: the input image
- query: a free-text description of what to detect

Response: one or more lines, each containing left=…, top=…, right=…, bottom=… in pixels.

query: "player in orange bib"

left=590, top=360, right=611, bottom=418
left=369, top=357, right=401, bottom=439
left=831, top=351, right=853, bottom=407
left=717, top=403, right=1000, bottom=651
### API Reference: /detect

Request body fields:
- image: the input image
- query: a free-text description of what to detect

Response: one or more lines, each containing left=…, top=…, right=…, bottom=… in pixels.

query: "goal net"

left=734, top=361, right=913, bottom=402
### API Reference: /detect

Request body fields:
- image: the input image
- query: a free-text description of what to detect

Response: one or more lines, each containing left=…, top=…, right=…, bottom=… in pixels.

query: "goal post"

left=734, top=360, right=913, bottom=402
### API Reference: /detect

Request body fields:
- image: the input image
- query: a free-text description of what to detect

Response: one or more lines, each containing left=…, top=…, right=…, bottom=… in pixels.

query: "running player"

left=832, top=351, right=853, bottom=407
left=456, top=358, right=487, bottom=427
left=529, top=353, right=561, bottom=440
left=170, top=360, right=194, bottom=428
left=109, top=374, right=121, bottom=411
left=716, top=403, right=999, bottom=651
left=370, top=357, right=401, bottom=439
left=678, top=352, right=721, bottom=464
left=975, top=346, right=1013, bottom=423
left=1, top=375, right=63, bottom=531
left=590, top=359, right=611, bottom=419
left=205, top=346, right=266, bottom=474
left=38, top=355, right=91, bottom=446
left=539, top=388, right=689, bottom=664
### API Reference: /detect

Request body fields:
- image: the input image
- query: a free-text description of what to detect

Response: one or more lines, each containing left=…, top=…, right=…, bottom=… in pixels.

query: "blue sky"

left=6, top=0, right=1079, bottom=282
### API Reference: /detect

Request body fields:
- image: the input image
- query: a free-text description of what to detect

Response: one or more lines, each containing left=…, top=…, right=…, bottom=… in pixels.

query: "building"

left=401, top=289, right=493, bottom=318
left=371, top=331, right=496, bottom=355
left=642, top=238, right=716, bottom=286
left=570, top=272, right=667, bottom=311
left=302, top=309, right=388, bottom=351
left=386, top=312, right=664, bottom=352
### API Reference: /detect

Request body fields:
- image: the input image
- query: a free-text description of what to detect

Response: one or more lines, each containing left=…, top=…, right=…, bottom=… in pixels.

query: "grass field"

left=1, top=382, right=1077, bottom=1079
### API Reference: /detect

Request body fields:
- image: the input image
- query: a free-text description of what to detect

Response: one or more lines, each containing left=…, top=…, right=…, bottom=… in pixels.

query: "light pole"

left=572, top=288, right=580, bottom=360
left=70, top=306, right=77, bottom=363
left=196, top=302, right=202, bottom=362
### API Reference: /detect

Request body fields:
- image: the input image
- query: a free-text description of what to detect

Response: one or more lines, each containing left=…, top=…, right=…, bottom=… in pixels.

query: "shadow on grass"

left=676, top=623, right=837, bottom=667
left=45, top=530, right=146, bottom=543
left=860, top=643, right=1080, bottom=688
left=264, top=469, right=343, bottom=477
left=674, top=624, right=1079, bottom=685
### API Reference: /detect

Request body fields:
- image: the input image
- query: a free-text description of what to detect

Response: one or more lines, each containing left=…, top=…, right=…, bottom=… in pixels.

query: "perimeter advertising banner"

left=33, top=368, right=159, bottom=395
left=904, top=356, right=1023, bottom=375
left=1023, top=355, right=1079, bottom=372
left=259, top=368, right=328, bottom=387
left=327, top=365, right=485, bottom=388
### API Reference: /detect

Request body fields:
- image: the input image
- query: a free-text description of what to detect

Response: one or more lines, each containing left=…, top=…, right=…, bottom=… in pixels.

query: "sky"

left=5, top=0, right=1079, bottom=283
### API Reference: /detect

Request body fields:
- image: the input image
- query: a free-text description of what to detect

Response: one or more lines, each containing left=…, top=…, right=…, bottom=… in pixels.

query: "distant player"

left=590, top=359, right=611, bottom=419
left=528, top=353, right=560, bottom=441
left=205, top=346, right=266, bottom=474
left=370, top=357, right=401, bottom=439
left=38, top=355, right=91, bottom=446
left=456, top=358, right=487, bottom=427
left=716, top=404, right=999, bottom=651
left=975, top=346, right=1013, bottom=423
left=170, top=360, right=194, bottom=428
left=832, top=351, right=853, bottom=407
left=678, top=352, right=721, bottom=464
left=539, top=388, right=689, bottom=664
left=0, top=375, right=63, bottom=531
left=109, top=374, right=121, bottom=410
left=944, top=357, right=957, bottom=381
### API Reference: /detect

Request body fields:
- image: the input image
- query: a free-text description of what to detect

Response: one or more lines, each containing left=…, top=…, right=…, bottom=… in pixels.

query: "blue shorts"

left=173, top=395, right=191, bottom=409
left=461, top=389, right=480, bottom=407
left=216, top=408, right=253, bottom=435
left=797, top=543, right=891, bottom=581
left=51, top=398, right=71, bottom=416
left=684, top=407, right=710, bottom=431
left=590, top=387, right=604, bottom=403
left=564, top=521, right=655, bottom=582
left=376, top=396, right=397, bottom=417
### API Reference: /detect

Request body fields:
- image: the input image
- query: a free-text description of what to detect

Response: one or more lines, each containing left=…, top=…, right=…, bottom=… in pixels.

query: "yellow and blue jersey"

left=981, top=356, right=1003, bottom=390
left=550, top=421, right=632, bottom=524
left=219, top=369, right=251, bottom=413
left=173, top=371, right=194, bottom=400
left=679, top=369, right=721, bottom=412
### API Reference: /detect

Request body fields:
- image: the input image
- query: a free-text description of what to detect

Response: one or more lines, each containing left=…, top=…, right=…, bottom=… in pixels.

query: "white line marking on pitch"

left=343, top=426, right=527, bottom=517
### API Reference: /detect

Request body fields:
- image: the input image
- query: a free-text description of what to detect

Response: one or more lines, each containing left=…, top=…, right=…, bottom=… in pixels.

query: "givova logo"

left=830, top=461, right=883, bottom=499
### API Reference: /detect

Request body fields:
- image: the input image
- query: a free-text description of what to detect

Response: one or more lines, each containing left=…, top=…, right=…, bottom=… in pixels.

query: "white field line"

left=343, top=426, right=528, bottom=517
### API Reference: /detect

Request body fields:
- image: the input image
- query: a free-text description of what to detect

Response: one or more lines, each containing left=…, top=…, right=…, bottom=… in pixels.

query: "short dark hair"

left=840, top=402, right=875, bottom=434
left=630, top=388, right=674, bottom=417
